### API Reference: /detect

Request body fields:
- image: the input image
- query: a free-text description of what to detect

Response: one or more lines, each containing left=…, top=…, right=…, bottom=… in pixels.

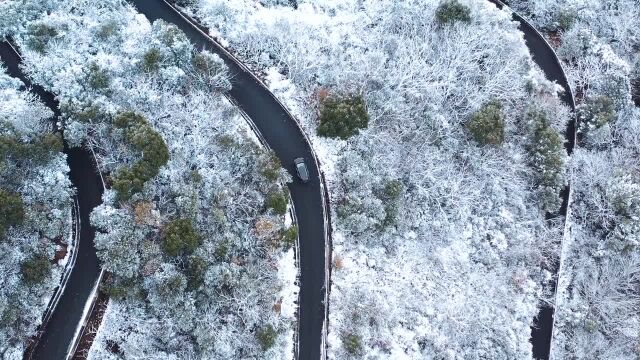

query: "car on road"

left=294, top=157, right=309, bottom=183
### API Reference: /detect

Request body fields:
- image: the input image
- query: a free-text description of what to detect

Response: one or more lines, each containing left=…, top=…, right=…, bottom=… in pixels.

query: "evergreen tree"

left=317, top=95, right=369, bottom=139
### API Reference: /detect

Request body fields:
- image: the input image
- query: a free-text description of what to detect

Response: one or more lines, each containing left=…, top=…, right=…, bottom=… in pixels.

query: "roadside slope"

left=486, top=1, right=577, bottom=359
left=0, top=41, right=104, bottom=360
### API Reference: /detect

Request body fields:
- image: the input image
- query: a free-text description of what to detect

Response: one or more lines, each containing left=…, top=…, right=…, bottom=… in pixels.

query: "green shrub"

left=342, top=333, right=362, bottom=355
left=317, top=95, right=369, bottom=140
left=265, top=190, right=288, bottom=215
left=256, top=324, right=277, bottom=350
left=435, top=0, right=471, bottom=25
left=555, top=10, right=576, bottom=32
left=95, top=21, right=119, bottom=40
left=160, top=23, right=188, bottom=47
left=579, top=95, right=616, bottom=131
left=336, top=197, right=362, bottom=220
left=214, top=240, right=229, bottom=260
left=113, top=111, right=144, bottom=129
left=21, top=254, right=51, bottom=285
left=0, top=133, right=62, bottom=167
left=111, top=112, right=169, bottom=201
left=186, top=255, right=207, bottom=291
left=0, top=189, right=25, bottom=236
left=157, top=273, right=186, bottom=297
left=127, top=125, right=170, bottom=169
left=281, top=225, right=298, bottom=247
left=261, top=152, right=281, bottom=181
left=527, top=109, right=565, bottom=211
left=466, top=100, right=505, bottom=146
left=142, top=48, right=163, bottom=72
left=0, top=305, right=18, bottom=328
left=100, top=277, right=136, bottom=300
left=26, top=23, right=58, bottom=53
left=190, top=170, right=203, bottom=183
left=379, top=180, right=403, bottom=228
left=382, top=179, right=403, bottom=200
left=0, top=135, right=18, bottom=161
left=193, top=52, right=222, bottom=74
left=528, top=110, right=564, bottom=185
left=87, top=63, right=110, bottom=90
left=62, top=103, right=105, bottom=124
left=30, top=133, right=63, bottom=163
left=217, top=134, right=236, bottom=148
left=383, top=204, right=399, bottom=227
left=163, top=218, right=201, bottom=257
left=191, top=51, right=230, bottom=90
left=584, top=318, right=598, bottom=333
left=112, top=167, right=147, bottom=202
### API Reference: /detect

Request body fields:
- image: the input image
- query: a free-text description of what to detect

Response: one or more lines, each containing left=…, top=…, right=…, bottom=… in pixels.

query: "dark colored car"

left=294, top=157, right=309, bottom=183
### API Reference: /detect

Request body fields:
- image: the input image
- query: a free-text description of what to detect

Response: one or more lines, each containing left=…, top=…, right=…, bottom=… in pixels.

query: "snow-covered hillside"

left=2, top=0, right=298, bottom=358
left=183, top=0, right=571, bottom=358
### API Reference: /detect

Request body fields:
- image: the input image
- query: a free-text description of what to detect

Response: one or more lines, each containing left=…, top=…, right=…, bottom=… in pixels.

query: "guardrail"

left=227, top=90, right=303, bottom=359
left=158, top=1, right=333, bottom=359
left=64, top=142, right=108, bottom=359
left=42, top=197, right=81, bottom=325
left=65, top=268, right=106, bottom=360
left=0, top=40, right=85, bottom=360
left=487, top=0, right=576, bottom=112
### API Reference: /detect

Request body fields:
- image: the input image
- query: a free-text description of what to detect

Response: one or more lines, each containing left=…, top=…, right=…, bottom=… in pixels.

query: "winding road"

left=487, top=1, right=577, bottom=359
left=0, top=42, right=104, bottom=360
left=127, top=1, right=329, bottom=359
left=3, top=1, right=570, bottom=359
left=4, top=0, right=330, bottom=356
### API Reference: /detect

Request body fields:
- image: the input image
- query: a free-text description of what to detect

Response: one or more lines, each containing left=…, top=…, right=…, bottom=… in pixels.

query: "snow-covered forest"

left=3, top=0, right=640, bottom=358
left=2, top=0, right=297, bottom=358
left=507, top=0, right=640, bottom=358
left=0, top=66, right=73, bottom=357
left=180, top=0, right=571, bottom=357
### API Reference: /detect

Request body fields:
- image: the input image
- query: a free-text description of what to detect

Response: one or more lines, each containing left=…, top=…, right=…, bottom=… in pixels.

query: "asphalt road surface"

left=0, top=41, right=104, bottom=360
left=486, top=2, right=577, bottom=359
left=127, top=1, right=328, bottom=359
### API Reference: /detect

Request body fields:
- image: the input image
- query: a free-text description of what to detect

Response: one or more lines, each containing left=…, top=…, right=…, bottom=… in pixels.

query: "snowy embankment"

left=184, top=0, right=571, bottom=358
left=0, top=65, right=74, bottom=357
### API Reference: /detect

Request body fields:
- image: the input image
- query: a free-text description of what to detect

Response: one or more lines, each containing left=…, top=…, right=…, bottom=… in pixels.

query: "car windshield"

left=296, top=161, right=308, bottom=176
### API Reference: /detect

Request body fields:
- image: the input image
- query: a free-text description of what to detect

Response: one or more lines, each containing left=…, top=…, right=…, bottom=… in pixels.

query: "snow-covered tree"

left=182, top=0, right=570, bottom=357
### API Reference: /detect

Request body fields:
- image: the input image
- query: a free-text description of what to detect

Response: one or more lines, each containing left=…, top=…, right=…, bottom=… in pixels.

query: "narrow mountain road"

left=0, top=41, right=104, bottom=360
left=127, top=1, right=329, bottom=359
left=486, top=1, right=577, bottom=359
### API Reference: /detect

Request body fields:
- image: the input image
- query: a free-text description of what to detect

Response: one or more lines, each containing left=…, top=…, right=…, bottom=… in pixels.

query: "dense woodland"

left=2, top=0, right=297, bottom=358
left=182, top=0, right=570, bottom=357
left=1, top=0, right=639, bottom=359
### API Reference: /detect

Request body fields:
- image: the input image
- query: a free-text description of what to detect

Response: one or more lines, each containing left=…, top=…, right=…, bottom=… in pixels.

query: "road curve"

left=0, top=41, right=104, bottom=360
left=486, top=1, right=577, bottom=360
left=127, top=1, right=329, bottom=359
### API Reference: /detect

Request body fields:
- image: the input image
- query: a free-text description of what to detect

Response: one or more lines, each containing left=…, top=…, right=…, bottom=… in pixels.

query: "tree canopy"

left=317, top=95, right=369, bottom=140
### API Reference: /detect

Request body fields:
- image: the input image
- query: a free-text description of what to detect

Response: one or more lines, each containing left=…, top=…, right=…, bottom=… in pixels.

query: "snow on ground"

left=507, top=1, right=640, bottom=358
left=4, top=0, right=299, bottom=358
left=0, top=66, right=73, bottom=357
left=185, top=0, right=570, bottom=358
